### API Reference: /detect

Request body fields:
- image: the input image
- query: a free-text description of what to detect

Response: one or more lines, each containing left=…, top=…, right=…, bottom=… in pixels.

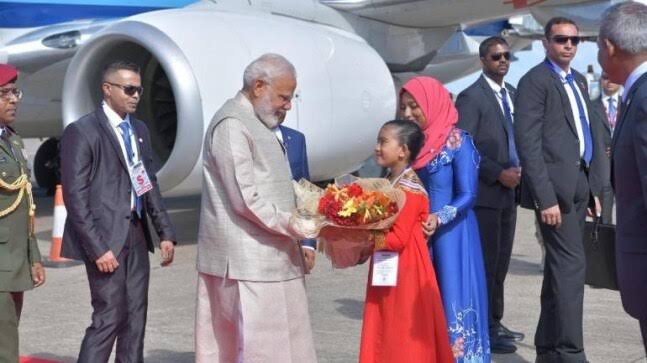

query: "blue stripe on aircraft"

left=0, top=1, right=197, bottom=28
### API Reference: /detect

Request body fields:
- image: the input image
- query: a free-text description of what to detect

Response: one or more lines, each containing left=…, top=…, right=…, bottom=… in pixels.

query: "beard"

left=254, top=92, right=283, bottom=129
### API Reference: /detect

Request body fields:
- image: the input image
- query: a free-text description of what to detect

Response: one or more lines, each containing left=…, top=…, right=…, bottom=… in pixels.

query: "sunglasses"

left=106, top=82, right=144, bottom=96
left=0, top=88, right=23, bottom=100
left=490, top=52, right=511, bottom=61
left=551, top=35, right=581, bottom=45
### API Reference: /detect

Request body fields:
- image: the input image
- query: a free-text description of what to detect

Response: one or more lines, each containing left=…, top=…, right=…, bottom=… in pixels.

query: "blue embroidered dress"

left=416, top=129, right=491, bottom=363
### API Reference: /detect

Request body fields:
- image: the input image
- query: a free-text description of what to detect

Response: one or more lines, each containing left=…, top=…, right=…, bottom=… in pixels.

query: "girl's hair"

left=382, top=119, right=425, bottom=162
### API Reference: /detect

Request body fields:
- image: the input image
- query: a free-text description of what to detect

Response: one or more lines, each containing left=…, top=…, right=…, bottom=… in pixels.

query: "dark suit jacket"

left=611, top=72, right=647, bottom=321
left=60, top=108, right=176, bottom=263
left=588, top=97, right=614, bottom=197
left=279, top=125, right=316, bottom=249
left=514, top=61, right=604, bottom=212
left=456, top=75, right=517, bottom=209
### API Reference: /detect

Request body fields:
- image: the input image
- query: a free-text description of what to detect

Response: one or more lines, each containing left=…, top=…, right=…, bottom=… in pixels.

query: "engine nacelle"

left=62, top=8, right=395, bottom=196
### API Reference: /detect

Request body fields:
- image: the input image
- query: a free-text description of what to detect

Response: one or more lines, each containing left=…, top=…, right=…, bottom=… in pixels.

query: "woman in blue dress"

left=400, top=76, right=490, bottom=363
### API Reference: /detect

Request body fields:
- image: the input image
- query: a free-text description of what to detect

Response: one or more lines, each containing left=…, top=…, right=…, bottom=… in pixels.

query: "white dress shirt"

left=483, top=74, right=514, bottom=119
left=102, top=102, right=139, bottom=210
left=549, top=59, right=590, bottom=158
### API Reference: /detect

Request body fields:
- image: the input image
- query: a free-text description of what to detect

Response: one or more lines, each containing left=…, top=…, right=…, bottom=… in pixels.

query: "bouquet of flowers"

left=293, top=175, right=405, bottom=268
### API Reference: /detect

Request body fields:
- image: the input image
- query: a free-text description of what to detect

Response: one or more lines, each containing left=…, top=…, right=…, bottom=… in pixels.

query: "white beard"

left=254, top=92, right=281, bottom=129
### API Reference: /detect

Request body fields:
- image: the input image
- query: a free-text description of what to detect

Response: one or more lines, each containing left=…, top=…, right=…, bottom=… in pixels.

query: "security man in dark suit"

left=60, top=61, right=177, bottom=363
left=598, top=1, right=647, bottom=354
left=456, top=36, right=522, bottom=354
left=277, top=124, right=317, bottom=271
left=514, top=17, right=604, bottom=363
left=589, top=72, right=621, bottom=224
left=0, top=64, right=45, bottom=363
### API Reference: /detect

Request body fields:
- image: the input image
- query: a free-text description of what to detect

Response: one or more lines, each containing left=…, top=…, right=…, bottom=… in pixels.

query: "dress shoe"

left=490, top=336, right=517, bottom=354
left=495, top=323, right=525, bottom=342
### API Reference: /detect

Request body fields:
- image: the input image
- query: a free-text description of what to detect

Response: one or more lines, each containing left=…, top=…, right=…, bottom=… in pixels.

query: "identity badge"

left=129, top=161, right=153, bottom=197
left=371, top=251, right=398, bottom=286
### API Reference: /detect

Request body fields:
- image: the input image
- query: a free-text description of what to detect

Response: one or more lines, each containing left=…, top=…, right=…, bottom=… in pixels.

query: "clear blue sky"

left=445, top=40, right=602, bottom=94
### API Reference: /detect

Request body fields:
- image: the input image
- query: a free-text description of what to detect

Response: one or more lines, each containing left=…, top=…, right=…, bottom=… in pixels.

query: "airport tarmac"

left=17, top=194, right=647, bottom=362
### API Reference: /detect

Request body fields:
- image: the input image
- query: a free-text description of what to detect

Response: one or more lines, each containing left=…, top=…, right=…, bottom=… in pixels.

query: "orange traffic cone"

left=43, top=185, right=80, bottom=267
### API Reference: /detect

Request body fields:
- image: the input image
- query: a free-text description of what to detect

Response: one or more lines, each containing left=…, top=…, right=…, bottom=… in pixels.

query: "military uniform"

left=0, top=127, right=40, bottom=363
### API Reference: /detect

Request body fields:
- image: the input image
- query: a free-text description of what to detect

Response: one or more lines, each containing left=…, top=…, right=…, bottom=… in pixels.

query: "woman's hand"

left=422, top=213, right=439, bottom=237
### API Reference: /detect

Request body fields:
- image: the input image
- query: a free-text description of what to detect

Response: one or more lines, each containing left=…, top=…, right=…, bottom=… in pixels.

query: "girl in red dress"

left=359, top=120, right=455, bottom=363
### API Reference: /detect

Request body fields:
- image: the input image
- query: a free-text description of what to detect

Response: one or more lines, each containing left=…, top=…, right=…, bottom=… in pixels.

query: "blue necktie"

left=607, top=97, right=617, bottom=130
left=117, top=121, right=142, bottom=217
left=499, top=88, right=519, bottom=167
left=565, top=73, right=593, bottom=165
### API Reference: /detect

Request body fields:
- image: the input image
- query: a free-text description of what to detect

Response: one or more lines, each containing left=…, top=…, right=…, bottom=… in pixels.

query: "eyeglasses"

left=0, top=88, right=23, bottom=100
left=106, top=82, right=144, bottom=96
left=490, top=52, right=511, bottom=61
left=551, top=35, right=581, bottom=46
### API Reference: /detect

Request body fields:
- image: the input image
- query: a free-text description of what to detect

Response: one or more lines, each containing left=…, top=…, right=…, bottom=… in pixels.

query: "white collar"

left=548, top=58, right=571, bottom=80
left=602, top=91, right=621, bottom=102
left=483, top=74, right=506, bottom=94
left=102, top=101, right=131, bottom=128
left=623, top=61, right=647, bottom=102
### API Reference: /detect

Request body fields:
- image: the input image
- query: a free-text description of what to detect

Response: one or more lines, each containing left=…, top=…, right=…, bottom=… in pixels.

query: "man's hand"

left=587, top=196, right=602, bottom=218
left=541, top=204, right=562, bottom=228
left=95, top=250, right=119, bottom=273
left=302, top=248, right=315, bottom=273
left=31, top=262, right=45, bottom=287
left=160, top=240, right=175, bottom=267
left=498, top=167, right=522, bottom=189
left=422, top=213, right=439, bottom=238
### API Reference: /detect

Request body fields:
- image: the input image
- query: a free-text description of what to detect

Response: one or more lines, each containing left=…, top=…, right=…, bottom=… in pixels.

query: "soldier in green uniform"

left=0, top=64, right=45, bottom=363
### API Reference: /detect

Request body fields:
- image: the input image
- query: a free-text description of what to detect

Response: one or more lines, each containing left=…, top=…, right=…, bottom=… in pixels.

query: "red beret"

left=0, top=64, right=18, bottom=86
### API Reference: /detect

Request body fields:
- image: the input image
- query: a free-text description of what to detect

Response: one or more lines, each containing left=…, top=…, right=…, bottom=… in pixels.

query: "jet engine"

left=62, top=8, right=395, bottom=196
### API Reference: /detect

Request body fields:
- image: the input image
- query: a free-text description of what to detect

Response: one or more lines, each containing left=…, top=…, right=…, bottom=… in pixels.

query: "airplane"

left=0, top=0, right=616, bottom=196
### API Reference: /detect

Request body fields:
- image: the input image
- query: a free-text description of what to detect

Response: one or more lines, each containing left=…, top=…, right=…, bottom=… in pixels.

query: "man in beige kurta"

left=195, top=53, right=317, bottom=363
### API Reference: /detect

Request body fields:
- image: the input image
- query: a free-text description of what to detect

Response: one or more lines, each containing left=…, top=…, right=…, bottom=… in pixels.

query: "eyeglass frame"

left=0, top=87, right=23, bottom=100
left=550, top=35, right=581, bottom=46
left=489, top=52, right=511, bottom=61
left=105, top=82, right=144, bottom=96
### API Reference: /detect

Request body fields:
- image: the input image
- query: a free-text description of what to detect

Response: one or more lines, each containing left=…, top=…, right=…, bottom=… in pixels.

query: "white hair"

left=242, top=53, right=296, bottom=90
left=600, top=1, right=647, bottom=55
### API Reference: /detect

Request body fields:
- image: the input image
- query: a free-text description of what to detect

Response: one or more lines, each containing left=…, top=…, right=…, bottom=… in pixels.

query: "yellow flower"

left=338, top=198, right=358, bottom=217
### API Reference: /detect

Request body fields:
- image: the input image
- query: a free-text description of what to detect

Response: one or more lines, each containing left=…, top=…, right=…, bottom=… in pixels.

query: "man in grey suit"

left=456, top=36, right=522, bottom=355
left=598, top=1, right=647, bottom=354
left=195, top=53, right=316, bottom=362
left=61, top=61, right=176, bottom=363
left=588, top=73, right=619, bottom=225
left=514, top=17, right=603, bottom=363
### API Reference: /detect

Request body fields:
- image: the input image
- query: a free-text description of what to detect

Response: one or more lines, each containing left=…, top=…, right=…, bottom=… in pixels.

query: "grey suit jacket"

left=514, top=61, right=604, bottom=212
left=198, top=92, right=304, bottom=282
left=60, top=108, right=177, bottom=262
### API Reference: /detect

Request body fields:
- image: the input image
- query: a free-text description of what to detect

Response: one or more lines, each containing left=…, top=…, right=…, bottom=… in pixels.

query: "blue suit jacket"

left=611, top=72, right=647, bottom=321
left=279, top=125, right=316, bottom=249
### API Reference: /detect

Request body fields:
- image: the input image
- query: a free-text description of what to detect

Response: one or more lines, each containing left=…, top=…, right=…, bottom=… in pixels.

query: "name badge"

left=371, top=251, right=398, bottom=286
left=129, top=161, right=153, bottom=197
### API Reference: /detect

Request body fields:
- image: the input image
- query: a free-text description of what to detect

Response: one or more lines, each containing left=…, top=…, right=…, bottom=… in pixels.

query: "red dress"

left=359, top=184, right=454, bottom=363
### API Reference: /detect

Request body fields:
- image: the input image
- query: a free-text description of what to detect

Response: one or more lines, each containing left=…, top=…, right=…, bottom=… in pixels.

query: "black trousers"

left=474, top=202, right=517, bottom=333
left=78, top=216, right=150, bottom=363
left=534, top=169, right=589, bottom=363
